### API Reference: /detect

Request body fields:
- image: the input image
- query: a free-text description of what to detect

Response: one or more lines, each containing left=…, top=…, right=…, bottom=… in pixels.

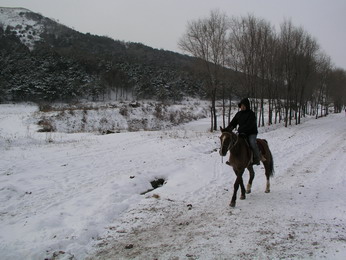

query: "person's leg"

left=248, top=134, right=260, bottom=165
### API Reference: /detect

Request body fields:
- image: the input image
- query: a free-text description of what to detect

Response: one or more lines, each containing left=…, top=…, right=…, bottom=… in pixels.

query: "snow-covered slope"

left=34, top=101, right=210, bottom=133
left=0, top=7, right=44, bottom=50
left=0, top=104, right=346, bottom=260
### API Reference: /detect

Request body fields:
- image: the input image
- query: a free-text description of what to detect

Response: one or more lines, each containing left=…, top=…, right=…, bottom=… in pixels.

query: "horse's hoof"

left=230, top=201, right=236, bottom=207
left=240, top=195, right=246, bottom=200
left=265, top=190, right=270, bottom=193
left=246, top=190, right=251, bottom=194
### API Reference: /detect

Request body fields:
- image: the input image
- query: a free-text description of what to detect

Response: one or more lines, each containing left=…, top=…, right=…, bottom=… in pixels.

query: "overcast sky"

left=1, top=0, right=346, bottom=69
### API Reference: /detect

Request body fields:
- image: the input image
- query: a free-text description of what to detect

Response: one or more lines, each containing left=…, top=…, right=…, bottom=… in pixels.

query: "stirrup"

left=253, top=160, right=260, bottom=165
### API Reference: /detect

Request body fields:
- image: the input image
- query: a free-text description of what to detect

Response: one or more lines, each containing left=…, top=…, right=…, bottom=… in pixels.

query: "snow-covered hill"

left=0, top=7, right=211, bottom=103
left=0, top=7, right=44, bottom=50
left=1, top=103, right=346, bottom=260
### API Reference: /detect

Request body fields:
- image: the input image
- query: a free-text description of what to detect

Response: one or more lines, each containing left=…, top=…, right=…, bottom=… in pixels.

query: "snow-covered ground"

left=1, top=103, right=346, bottom=260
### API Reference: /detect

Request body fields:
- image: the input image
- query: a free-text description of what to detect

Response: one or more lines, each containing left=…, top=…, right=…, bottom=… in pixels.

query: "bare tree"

left=295, top=33, right=319, bottom=123
left=179, top=9, right=228, bottom=131
left=180, top=10, right=341, bottom=130
left=314, top=53, right=332, bottom=118
left=227, top=15, right=272, bottom=119
left=328, top=68, right=346, bottom=112
left=254, top=20, right=278, bottom=127
left=228, top=15, right=258, bottom=98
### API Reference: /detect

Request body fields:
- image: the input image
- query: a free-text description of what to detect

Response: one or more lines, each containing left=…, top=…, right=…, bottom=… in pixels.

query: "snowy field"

left=1, top=103, right=346, bottom=260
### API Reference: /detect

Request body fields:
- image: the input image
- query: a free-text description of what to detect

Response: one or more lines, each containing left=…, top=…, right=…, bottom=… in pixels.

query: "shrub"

left=37, top=119, right=55, bottom=132
left=119, top=105, right=128, bottom=116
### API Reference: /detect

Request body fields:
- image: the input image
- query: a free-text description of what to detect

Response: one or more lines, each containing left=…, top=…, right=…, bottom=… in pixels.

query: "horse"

left=219, top=127, right=274, bottom=207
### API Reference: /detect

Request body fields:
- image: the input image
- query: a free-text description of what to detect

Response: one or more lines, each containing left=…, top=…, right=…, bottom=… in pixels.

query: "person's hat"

left=238, top=98, right=250, bottom=108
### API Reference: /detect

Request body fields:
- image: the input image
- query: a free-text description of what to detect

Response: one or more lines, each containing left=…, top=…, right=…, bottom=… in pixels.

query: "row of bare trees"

left=179, top=10, right=346, bottom=131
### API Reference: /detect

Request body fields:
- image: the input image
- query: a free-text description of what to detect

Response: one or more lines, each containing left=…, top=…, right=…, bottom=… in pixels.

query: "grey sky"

left=1, top=0, right=345, bottom=69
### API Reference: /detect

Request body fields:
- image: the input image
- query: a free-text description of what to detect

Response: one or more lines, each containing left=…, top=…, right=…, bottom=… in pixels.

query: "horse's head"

left=219, top=127, right=236, bottom=156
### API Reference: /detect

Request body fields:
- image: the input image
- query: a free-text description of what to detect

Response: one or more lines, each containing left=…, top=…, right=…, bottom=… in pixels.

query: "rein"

left=220, top=132, right=237, bottom=157
left=224, top=132, right=237, bottom=150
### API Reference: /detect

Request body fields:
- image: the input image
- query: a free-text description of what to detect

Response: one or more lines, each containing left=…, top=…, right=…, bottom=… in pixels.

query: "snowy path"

left=90, top=114, right=346, bottom=259
left=1, top=104, right=346, bottom=260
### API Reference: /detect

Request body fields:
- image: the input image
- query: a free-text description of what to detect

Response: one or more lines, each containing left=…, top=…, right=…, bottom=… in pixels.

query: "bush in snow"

left=35, top=101, right=209, bottom=133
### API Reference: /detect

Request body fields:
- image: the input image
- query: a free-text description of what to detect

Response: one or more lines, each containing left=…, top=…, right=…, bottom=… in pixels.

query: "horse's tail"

left=268, top=148, right=274, bottom=177
left=262, top=139, right=274, bottom=177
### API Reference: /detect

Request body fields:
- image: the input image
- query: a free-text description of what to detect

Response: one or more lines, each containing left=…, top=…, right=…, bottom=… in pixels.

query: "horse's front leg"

left=230, top=170, right=245, bottom=207
left=230, top=175, right=238, bottom=207
left=246, top=165, right=255, bottom=194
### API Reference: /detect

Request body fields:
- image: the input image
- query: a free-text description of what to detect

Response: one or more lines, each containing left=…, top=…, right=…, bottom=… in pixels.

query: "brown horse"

left=219, top=127, right=274, bottom=207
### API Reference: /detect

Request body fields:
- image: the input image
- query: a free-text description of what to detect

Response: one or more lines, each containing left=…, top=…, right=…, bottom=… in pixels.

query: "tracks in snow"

left=90, top=115, right=346, bottom=259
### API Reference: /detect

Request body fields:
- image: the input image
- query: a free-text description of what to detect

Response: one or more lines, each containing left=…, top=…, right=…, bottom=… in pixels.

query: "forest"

left=0, top=9, right=211, bottom=103
left=179, top=10, right=346, bottom=129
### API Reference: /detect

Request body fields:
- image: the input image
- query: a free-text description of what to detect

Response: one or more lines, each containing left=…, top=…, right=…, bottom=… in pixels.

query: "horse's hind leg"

left=264, top=161, right=271, bottom=193
left=265, top=177, right=270, bottom=193
left=246, top=165, right=255, bottom=194
left=239, top=175, right=246, bottom=200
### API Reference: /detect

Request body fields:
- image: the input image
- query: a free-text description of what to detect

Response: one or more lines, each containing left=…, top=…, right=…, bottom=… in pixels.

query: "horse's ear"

left=220, top=126, right=224, bottom=132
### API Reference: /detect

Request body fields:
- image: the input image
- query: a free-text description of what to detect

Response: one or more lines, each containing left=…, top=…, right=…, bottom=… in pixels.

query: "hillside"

left=0, top=7, right=217, bottom=103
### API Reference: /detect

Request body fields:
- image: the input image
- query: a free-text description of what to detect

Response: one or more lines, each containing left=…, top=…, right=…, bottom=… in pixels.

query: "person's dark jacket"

left=225, top=101, right=258, bottom=135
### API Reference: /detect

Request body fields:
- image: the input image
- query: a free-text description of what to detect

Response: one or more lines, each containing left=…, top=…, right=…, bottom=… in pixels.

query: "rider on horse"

left=224, top=98, right=260, bottom=165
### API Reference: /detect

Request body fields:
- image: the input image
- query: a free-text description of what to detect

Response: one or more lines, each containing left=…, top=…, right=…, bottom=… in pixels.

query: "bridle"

left=220, top=132, right=237, bottom=155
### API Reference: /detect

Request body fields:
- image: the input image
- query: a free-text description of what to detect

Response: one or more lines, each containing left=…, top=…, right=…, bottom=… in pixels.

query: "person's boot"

left=253, top=156, right=260, bottom=165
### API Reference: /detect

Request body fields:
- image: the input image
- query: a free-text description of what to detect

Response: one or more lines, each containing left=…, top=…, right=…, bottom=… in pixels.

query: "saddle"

left=239, top=135, right=267, bottom=163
